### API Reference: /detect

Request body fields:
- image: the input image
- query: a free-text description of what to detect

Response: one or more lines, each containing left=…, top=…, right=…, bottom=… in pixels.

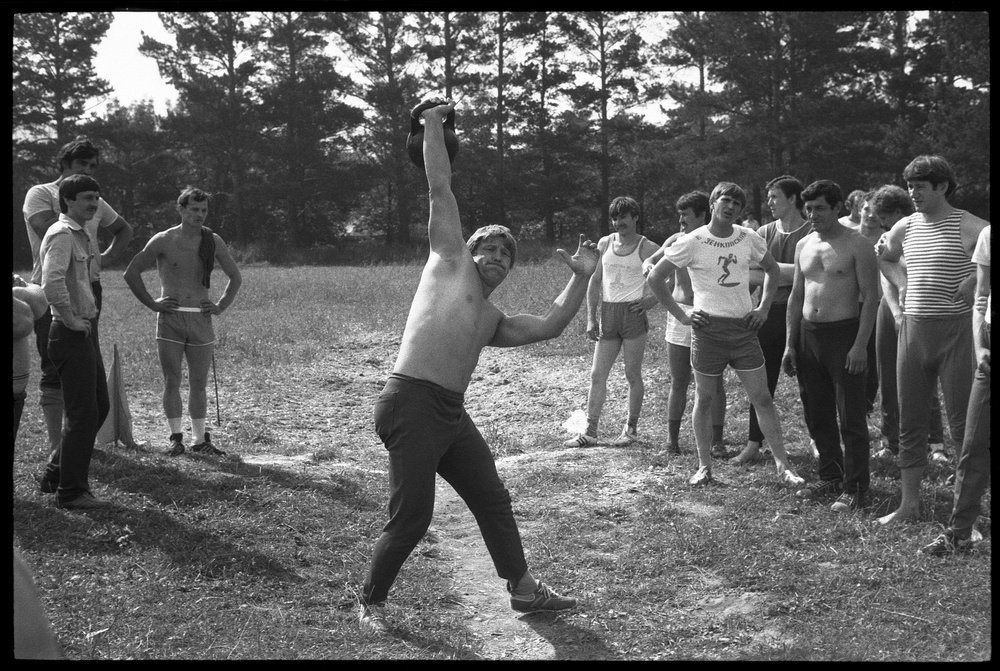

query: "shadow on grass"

left=88, top=445, right=384, bottom=511
left=519, top=612, right=620, bottom=660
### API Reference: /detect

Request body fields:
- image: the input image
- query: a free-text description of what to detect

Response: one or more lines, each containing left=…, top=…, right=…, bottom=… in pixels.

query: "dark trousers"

left=362, top=374, right=528, bottom=605
left=949, top=324, right=990, bottom=538
left=44, top=319, right=109, bottom=503
left=14, top=391, right=26, bottom=449
left=875, top=297, right=943, bottom=451
left=749, top=301, right=789, bottom=443
left=797, top=318, right=870, bottom=494
left=897, top=315, right=974, bottom=470
left=33, top=281, right=103, bottom=396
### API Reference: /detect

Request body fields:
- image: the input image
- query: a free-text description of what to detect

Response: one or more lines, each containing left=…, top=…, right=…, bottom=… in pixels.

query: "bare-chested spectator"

left=875, top=155, right=989, bottom=526
left=358, top=100, right=597, bottom=630
left=782, top=180, right=879, bottom=513
left=124, top=187, right=242, bottom=456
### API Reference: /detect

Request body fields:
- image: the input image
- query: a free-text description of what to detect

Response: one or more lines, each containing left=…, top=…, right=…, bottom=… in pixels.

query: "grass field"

left=13, top=262, right=991, bottom=660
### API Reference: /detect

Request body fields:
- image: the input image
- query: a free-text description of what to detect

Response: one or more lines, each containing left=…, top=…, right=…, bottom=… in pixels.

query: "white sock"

left=192, top=418, right=207, bottom=442
left=167, top=417, right=183, bottom=435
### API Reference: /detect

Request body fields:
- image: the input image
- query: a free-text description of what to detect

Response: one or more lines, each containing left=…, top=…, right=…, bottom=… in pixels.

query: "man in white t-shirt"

left=22, top=137, right=132, bottom=485
left=645, top=182, right=805, bottom=488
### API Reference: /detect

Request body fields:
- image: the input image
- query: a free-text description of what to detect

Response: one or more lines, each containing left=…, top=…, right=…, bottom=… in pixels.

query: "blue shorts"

left=599, top=301, right=649, bottom=340
left=691, top=316, right=764, bottom=376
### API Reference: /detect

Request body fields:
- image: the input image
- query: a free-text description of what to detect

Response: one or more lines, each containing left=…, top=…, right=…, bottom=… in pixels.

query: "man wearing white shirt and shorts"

left=643, top=191, right=727, bottom=457
left=646, top=182, right=805, bottom=487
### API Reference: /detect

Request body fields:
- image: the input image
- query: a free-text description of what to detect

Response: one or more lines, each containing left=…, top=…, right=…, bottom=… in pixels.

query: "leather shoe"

left=57, top=492, right=109, bottom=510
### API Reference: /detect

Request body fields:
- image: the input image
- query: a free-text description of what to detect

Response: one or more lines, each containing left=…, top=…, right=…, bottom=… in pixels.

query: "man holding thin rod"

left=124, top=187, right=242, bottom=456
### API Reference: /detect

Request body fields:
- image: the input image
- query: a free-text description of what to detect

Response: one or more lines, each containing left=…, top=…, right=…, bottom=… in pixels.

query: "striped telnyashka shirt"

left=901, top=209, right=974, bottom=318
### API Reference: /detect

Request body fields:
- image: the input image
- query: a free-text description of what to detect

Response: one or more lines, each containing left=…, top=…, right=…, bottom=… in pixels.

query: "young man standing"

left=642, top=192, right=728, bottom=457
left=867, top=186, right=946, bottom=460
left=38, top=174, right=111, bottom=509
left=782, top=181, right=880, bottom=512
left=875, top=156, right=989, bottom=526
left=921, top=224, right=990, bottom=555
left=645, top=182, right=805, bottom=488
left=563, top=196, right=659, bottom=447
left=124, top=188, right=242, bottom=456
left=360, top=100, right=596, bottom=627
left=22, top=137, right=132, bottom=473
left=738, top=176, right=812, bottom=465
left=838, top=190, right=866, bottom=230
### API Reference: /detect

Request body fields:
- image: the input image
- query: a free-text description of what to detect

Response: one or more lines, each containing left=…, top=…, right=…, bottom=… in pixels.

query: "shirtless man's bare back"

left=124, top=188, right=242, bottom=456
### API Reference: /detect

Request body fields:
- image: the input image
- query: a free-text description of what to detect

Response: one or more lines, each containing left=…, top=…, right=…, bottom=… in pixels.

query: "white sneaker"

left=610, top=426, right=637, bottom=447
left=929, top=443, right=949, bottom=463
left=779, top=469, right=805, bottom=488
left=688, top=466, right=713, bottom=486
left=563, top=433, right=597, bottom=448
left=359, top=604, right=388, bottom=633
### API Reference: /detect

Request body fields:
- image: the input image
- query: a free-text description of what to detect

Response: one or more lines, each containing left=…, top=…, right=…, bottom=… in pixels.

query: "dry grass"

left=13, top=263, right=991, bottom=660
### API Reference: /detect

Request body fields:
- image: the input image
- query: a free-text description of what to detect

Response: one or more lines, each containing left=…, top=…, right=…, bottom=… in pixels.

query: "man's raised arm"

left=419, top=101, right=464, bottom=260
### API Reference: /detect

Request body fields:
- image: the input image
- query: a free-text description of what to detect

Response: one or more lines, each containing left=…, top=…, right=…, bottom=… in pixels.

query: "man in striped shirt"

left=875, top=156, right=989, bottom=526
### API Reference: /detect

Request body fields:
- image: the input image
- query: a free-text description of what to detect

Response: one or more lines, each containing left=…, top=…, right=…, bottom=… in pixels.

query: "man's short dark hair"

left=801, top=180, right=844, bottom=209
left=609, top=196, right=641, bottom=222
left=766, top=175, right=805, bottom=210
left=868, top=185, right=915, bottom=219
left=178, top=186, right=211, bottom=208
left=467, top=225, right=517, bottom=269
left=58, top=174, right=101, bottom=213
left=675, top=191, right=710, bottom=222
left=57, top=136, right=100, bottom=172
left=903, top=155, right=957, bottom=198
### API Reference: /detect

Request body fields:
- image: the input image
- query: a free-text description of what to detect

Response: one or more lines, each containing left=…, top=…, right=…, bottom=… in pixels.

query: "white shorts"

left=665, top=305, right=695, bottom=347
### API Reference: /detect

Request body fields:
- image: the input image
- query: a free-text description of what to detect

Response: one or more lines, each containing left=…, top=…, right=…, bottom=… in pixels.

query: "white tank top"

left=601, top=236, right=647, bottom=302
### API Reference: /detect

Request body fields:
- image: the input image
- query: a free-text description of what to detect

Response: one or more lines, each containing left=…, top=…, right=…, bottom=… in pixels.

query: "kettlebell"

left=406, top=100, right=459, bottom=169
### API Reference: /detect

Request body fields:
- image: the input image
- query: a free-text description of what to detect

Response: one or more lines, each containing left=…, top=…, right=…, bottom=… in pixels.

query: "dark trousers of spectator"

left=34, top=282, right=103, bottom=461
left=797, top=318, right=871, bottom=495
left=362, top=374, right=528, bottom=605
left=749, top=301, right=790, bottom=444
left=874, top=297, right=943, bottom=452
left=43, top=318, right=109, bottom=504
left=949, top=324, right=990, bottom=539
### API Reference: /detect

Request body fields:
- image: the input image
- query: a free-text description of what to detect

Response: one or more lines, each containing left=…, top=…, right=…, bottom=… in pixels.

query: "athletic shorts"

left=599, top=301, right=649, bottom=340
left=690, top=315, right=764, bottom=376
left=665, top=305, right=695, bottom=347
left=156, top=308, right=215, bottom=347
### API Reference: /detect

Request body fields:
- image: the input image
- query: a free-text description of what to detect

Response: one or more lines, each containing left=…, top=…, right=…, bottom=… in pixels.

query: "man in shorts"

left=782, top=180, right=880, bottom=513
left=645, top=182, right=805, bottom=488
left=642, top=192, right=727, bottom=457
left=563, top=196, right=659, bottom=447
left=875, top=155, right=988, bottom=526
left=124, top=187, right=242, bottom=456
left=360, top=99, right=597, bottom=629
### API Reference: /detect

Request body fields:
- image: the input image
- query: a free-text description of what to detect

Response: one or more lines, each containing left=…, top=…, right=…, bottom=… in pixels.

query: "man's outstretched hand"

left=556, top=234, right=600, bottom=277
